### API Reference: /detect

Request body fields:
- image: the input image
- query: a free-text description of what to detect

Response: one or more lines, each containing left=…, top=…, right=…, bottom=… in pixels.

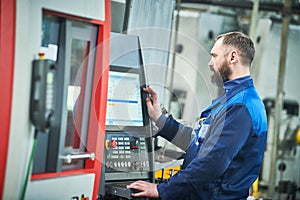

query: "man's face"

left=209, top=38, right=232, bottom=87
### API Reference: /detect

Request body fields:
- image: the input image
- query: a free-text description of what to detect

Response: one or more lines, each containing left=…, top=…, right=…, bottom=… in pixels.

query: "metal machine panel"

left=26, top=174, right=95, bottom=199
left=32, top=0, right=105, bottom=21
left=100, top=33, right=154, bottom=200
left=110, top=32, right=142, bottom=67
left=125, top=0, right=175, bottom=106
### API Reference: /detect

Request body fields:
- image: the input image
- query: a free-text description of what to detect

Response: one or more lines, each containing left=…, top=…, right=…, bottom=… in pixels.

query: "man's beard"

left=210, top=61, right=232, bottom=88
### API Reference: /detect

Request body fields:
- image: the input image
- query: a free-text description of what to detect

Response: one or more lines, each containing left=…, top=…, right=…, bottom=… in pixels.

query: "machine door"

left=60, top=19, right=97, bottom=171
left=33, top=13, right=98, bottom=173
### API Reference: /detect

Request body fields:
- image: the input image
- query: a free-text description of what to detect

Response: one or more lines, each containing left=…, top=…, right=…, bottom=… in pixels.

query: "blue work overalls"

left=157, top=77, right=268, bottom=200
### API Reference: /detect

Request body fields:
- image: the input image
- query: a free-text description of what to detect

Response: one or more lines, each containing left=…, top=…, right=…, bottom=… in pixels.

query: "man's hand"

left=143, top=86, right=162, bottom=122
left=127, top=180, right=159, bottom=198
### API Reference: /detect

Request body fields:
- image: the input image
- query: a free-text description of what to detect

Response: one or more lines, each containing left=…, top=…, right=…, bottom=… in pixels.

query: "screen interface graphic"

left=106, top=70, right=143, bottom=126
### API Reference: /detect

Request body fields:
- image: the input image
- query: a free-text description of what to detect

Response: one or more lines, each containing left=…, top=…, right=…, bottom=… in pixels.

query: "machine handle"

left=60, top=152, right=95, bottom=163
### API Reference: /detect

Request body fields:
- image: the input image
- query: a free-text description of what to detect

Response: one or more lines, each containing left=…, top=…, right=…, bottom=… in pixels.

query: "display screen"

left=106, top=68, right=144, bottom=127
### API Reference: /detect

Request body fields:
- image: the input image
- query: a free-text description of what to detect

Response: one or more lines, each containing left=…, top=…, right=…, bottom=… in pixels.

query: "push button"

left=105, top=139, right=117, bottom=150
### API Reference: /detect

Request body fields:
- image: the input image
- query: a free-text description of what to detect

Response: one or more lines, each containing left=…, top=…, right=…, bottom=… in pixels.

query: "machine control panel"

left=101, top=33, right=154, bottom=199
left=105, top=133, right=150, bottom=173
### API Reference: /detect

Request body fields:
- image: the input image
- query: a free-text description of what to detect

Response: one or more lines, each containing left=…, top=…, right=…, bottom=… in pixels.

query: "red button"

left=109, top=140, right=117, bottom=148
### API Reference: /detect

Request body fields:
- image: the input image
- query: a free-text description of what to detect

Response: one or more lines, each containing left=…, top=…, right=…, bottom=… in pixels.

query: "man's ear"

left=229, top=50, right=238, bottom=64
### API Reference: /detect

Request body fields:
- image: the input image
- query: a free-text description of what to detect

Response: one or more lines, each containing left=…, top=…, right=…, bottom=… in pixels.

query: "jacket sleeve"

left=155, top=114, right=193, bottom=151
left=157, top=104, right=253, bottom=200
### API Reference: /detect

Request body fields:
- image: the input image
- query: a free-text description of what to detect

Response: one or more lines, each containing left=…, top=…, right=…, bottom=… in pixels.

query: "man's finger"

left=131, top=191, right=145, bottom=197
left=143, top=86, right=156, bottom=96
left=145, top=98, right=153, bottom=109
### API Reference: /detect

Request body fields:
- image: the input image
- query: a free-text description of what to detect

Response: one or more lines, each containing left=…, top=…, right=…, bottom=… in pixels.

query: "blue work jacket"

left=155, top=76, right=268, bottom=200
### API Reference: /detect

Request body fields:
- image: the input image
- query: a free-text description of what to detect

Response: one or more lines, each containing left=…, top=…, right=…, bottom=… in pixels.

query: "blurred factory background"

left=0, top=0, right=300, bottom=199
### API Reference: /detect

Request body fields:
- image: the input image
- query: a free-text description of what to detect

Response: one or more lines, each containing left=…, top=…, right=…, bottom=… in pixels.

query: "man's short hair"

left=215, top=32, right=255, bottom=66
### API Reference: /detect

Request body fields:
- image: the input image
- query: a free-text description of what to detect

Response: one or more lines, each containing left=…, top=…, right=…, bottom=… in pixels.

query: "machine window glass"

left=61, top=21, right=97, bottom=171
left=65, top=38, right=90, bottom=150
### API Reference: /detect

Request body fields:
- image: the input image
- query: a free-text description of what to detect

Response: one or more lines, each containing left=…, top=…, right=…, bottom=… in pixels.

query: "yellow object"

left=155, top=166, right=181, bottom=180
left=296, top=128, right=300, bottom=144
left=251, top=177, right=260, bottom=198
left=105, top=140, right=109, bottom=150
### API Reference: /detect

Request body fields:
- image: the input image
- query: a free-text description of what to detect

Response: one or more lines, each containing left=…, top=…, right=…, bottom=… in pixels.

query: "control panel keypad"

left=105, top=134, right=149, bottom=172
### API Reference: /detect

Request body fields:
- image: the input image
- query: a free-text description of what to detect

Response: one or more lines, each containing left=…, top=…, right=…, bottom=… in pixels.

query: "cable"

left=21, top=129, right=38, bottom=200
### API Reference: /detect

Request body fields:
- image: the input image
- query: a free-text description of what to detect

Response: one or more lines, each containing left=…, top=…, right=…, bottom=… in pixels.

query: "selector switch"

left=130, top=137, right=139, bottom=149
left=105, top=139, right=117, bottom=150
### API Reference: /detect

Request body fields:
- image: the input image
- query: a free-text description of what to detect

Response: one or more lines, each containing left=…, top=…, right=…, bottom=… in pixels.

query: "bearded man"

left=127, top=31, right=268, bottom=200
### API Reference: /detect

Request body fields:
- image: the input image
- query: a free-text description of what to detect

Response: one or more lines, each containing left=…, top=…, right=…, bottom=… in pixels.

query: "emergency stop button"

left=105, top=139, right=117, bottom=150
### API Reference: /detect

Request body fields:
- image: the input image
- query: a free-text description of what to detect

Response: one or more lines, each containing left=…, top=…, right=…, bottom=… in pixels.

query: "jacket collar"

left=223, top=76, right=252, bottom=93
left=201, top=76, right=254, bottom=117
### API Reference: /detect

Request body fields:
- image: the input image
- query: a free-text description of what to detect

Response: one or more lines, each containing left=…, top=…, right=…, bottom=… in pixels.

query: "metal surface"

left=249, top=0, right=260, bottom=81
left=26, top=174, right=95, bottom=199
left=268, top=0, right=292, bottom=197
left=105, top=172, right=150, bottom=181
left=125, top=0, right=176, bottom=105
left=101, top=33, right=155, bottom=198
left=249, top=0, right=259, bottom=40
left=168, top=0, right=181, bottom=112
